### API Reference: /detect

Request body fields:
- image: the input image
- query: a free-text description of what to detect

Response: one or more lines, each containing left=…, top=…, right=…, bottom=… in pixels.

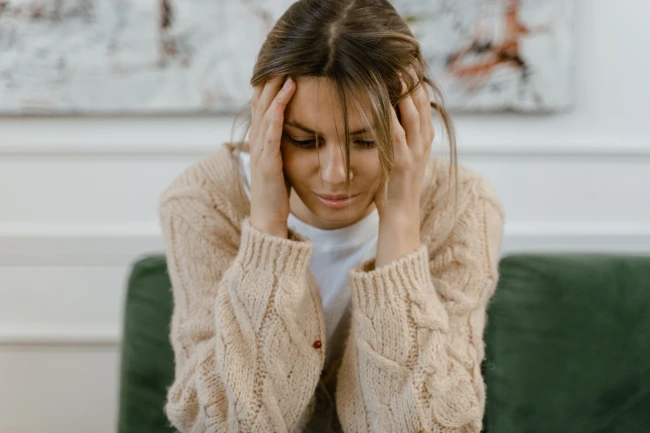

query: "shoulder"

left=159, top=143, right=249, bottom=229
left=420, top=155, right=505, bottom=249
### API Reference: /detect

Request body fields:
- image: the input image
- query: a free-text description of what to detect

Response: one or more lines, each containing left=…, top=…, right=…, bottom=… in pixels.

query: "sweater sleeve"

left=159, top=195, right=326, bottom=433
left=335, top=190, right=504, bottom=433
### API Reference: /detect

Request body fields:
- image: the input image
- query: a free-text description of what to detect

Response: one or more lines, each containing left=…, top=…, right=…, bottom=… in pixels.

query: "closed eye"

left=286, top=137, right=318, bottom=148
left=286, top=137, right=376, bottom=149
left=355, top=140, right=376, bottom=148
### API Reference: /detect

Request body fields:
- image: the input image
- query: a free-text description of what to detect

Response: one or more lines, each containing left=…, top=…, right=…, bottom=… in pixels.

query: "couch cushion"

left=118, top=255, right=176, bottom=433
left=483, top=254, right=650, bottom=433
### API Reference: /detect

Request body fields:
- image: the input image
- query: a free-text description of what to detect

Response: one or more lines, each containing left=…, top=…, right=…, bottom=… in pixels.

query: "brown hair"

left=231, top=0, right=458, bottom=210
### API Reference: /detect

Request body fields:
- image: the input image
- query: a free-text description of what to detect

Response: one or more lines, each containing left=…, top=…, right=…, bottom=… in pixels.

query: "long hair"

left=231, top=0, right=457, bottom=209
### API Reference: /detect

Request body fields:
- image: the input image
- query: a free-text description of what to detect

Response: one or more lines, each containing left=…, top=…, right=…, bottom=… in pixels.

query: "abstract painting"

left=0, top=0, right=574, bottom=115
left=397, top=0, right=575, bottom=112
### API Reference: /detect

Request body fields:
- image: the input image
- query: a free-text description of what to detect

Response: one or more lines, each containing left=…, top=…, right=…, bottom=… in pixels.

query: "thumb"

left=374, top=181, right=388, bottom=214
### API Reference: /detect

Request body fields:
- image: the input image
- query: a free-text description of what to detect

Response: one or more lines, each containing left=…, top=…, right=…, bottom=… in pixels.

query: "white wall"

left=1, top=1, right=649, bottom=432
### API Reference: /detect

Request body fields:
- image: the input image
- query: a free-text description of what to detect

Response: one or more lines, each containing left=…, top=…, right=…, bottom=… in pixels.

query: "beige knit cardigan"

left=159, top=143, right=505, bottom=433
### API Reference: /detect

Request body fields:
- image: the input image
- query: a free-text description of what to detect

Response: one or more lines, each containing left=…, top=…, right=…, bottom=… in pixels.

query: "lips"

left=316, top=193, right=358, bottom=200
left=314, top=192, right=360, bottom=209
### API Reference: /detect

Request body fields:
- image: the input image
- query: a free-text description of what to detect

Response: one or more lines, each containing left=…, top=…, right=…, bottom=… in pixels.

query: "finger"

left=403, top=68, right=434, bottom=147
left=390, top=103, right=408, bottom=156
left=250, top=84, right=264, bottom=139
left=252, top=76, right=285, bottom=151
left=397, top=77, right=420, bottom=145
left=263, top=77, right=295, bottom=154
left=417, top=83, right=435, bottom=147
left=252, top=84, right=263, bottom=105
left=264, top=76, right=295, bottom=120
left=257, top=76, right=285, bottom=119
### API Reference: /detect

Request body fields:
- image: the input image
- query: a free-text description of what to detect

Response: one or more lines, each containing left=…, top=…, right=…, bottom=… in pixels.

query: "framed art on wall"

left=0, top=0, right=574, bottom=115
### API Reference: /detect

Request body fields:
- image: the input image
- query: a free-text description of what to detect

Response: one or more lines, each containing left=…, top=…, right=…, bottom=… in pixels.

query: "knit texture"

left=159, top=143, right=504, bottom=433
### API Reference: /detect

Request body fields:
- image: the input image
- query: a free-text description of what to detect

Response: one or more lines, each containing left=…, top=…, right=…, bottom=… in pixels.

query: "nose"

left=320, top=142, right=351, bottom=186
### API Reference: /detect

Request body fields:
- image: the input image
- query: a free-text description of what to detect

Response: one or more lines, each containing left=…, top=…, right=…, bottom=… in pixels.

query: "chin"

left=308, top=197, right=372, bottom=227
left=291, top=186, right=376, bottom=229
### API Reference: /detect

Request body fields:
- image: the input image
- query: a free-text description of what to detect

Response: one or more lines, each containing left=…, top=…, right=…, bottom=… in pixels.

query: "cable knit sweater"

left=159, top=143, right=505, bottom=433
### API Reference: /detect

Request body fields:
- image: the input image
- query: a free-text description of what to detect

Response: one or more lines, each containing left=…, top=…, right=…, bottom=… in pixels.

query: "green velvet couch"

left=118, top=254, right=650, bottom=433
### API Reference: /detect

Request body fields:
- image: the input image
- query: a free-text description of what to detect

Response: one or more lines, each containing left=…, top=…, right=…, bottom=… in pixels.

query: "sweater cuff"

left=349, top=245, right=435, bottom=313
left=238, top=218, right=313, bottom=276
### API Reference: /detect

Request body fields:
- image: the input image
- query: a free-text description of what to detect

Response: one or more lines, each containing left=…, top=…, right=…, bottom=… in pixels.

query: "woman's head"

left=236, top=0, right=457, bottom=229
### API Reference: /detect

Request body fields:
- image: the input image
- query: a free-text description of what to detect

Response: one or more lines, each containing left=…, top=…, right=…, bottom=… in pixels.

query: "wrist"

left=249, top=216, right=288, bottom=239
left=379, top=209, right=420, bottom=232
left=376, top=214, right=420, bottom=268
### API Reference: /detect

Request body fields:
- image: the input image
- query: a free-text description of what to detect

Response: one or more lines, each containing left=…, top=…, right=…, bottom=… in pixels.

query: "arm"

left=160, top=193, right=325, bottom=433
left=336, top=190, right=504, bottom=432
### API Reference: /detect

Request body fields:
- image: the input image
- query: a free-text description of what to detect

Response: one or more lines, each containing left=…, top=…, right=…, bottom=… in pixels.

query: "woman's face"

left=281, top=76, right=382, bottom=230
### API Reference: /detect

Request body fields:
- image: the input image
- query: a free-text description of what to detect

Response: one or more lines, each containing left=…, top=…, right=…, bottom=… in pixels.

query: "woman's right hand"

left=248, top=76, right=296, bottom=238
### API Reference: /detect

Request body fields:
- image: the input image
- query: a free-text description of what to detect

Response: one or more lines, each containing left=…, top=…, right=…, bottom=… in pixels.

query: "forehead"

left=285, top=76, right=372, bottom=135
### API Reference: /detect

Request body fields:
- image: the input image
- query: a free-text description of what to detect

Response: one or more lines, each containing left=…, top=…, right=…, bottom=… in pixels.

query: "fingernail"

left=283, top=77, right=293, bottom=91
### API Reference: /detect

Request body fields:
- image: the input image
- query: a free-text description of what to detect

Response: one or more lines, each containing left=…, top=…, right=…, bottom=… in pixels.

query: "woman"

left=159, top=0, right=504, bottom=432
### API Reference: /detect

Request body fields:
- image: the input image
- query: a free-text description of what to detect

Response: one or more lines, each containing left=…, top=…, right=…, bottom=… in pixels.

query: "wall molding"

left=0, top=222, right=647, bottom=346
left=454, top=141, right=650, bottom=159
left=0, top=324, right=121, bottom=346
left=1, top=139, right=650, bottom=159
left=1, top=222, right=648, bottom=266
left=502, top=222, right=650, bottom=255
left=0, top=223, right=163, bottom=266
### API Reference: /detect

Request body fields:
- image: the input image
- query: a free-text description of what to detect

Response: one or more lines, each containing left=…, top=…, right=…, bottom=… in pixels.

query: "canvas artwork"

left=0, top=0, right=574, bottom=115
left=397, top=0, right=575, bottom=112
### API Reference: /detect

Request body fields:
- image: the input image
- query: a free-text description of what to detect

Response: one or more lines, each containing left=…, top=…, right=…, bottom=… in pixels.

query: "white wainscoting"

left=1, top=135, right=649, bottom=433
left=0, top=346, right=120, bottom=433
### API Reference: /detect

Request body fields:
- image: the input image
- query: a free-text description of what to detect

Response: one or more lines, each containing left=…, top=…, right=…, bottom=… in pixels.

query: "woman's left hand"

left=374, top=74, right=435, bottom=268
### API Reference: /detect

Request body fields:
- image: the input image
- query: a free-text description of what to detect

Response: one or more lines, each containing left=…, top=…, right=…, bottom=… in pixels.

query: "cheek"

left=355, top=156, right=382, bottom=191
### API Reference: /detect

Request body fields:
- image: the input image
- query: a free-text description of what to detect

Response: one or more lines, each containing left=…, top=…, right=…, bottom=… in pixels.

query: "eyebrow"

left=284, top=120, right=372, bottom=136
